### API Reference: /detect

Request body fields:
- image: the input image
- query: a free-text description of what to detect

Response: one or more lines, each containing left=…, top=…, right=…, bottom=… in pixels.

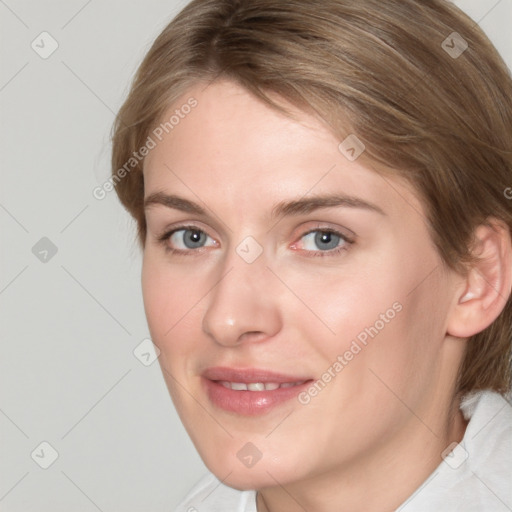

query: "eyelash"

left=156, top=225, right=354, bottom=257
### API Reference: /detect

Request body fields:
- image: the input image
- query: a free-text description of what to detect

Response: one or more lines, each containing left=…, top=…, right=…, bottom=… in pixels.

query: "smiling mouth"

left=202, top=368, right=313, bottom=415
left=200, top=366, right=313, bottom=414
left=217, top=380, right=307, bottom=391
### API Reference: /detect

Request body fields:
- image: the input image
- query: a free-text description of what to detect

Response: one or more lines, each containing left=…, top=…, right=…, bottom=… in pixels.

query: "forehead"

left=143, top=80, right=423, bottom=220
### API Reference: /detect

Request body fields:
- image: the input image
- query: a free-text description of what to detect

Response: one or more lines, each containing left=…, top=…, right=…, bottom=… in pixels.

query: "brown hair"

left=111, top=0, right=512, bottom=394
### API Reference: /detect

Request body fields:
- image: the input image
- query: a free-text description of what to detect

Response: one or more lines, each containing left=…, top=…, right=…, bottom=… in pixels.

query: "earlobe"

left=447, top=219, right=512, bottom=338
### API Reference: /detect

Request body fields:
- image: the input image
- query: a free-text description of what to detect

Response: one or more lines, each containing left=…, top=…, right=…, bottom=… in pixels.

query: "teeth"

left=247, top=383, right=265, bottom=391
left=219, top=381, right=305, bottom=391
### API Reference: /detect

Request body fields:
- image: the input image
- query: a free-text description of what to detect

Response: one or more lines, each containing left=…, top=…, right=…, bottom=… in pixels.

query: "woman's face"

left=142, top=80, right=463, bottom=489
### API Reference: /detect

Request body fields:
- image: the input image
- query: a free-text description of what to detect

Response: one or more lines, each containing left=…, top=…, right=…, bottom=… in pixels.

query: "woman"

left=111, top=1, right=512, bottom=510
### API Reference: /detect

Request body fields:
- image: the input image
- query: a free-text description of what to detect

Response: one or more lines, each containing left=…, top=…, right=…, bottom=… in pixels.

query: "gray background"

left=0, top=1, right=511, bottom=510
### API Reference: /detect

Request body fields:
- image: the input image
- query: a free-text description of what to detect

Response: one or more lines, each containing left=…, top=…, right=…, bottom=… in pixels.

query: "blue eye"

left=300, top=230, right=348, bottom=252
left=158, top=226, right=351, bottom=257
left=166, top=228, right=216, bottom=251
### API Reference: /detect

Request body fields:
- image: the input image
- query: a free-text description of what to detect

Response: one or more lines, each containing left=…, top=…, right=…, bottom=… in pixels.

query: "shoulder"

left=399, top=390, right=512, bottom=512
left=174, top=472, right=257, bottom=512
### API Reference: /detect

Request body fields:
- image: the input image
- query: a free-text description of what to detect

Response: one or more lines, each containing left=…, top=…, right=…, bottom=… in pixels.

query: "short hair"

left=111, top=0, right=512, bottom=394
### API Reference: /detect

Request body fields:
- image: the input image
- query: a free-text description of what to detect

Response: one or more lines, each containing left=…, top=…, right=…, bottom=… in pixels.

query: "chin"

left=202, top=448, right=304, bottom=490
left=209, top=467, right=277, bottom=491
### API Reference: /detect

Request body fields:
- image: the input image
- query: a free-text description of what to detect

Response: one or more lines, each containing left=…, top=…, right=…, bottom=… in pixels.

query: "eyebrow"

left=271, top=194, right=385, bottom=218
left=143, top=192, right=386, bottom=218
left=144, top=192, right=205, bottom=214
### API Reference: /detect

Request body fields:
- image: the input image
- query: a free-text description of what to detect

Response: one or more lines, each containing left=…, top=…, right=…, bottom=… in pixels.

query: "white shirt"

left=174, top=390, right=512, bottom=511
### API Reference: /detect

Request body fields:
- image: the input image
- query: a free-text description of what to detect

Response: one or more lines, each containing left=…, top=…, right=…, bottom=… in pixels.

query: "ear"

left=447, top=218, right=512, bottom=338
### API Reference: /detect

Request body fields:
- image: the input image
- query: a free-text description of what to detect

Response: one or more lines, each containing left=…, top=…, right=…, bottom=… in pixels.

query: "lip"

left=202, top=367, right=313, bottom=416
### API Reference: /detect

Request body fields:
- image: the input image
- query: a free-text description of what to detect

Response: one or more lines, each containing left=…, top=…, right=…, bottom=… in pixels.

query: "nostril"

left=239, top=331, right=267, bottom=343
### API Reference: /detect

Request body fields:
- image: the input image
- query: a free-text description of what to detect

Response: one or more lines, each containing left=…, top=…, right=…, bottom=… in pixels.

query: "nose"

left=202, top=253, right=282, bottom=347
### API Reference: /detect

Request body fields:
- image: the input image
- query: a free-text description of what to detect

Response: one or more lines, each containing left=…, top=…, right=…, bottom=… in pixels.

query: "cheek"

left=282, top=250, right=447, bottom=392
left=141, top=257, right=171, bottom=340
left=141, top=255, right=205, bottom=412
left=278, top=258, right=402, bottom=357
left=141, top=254, right=203, bottom=354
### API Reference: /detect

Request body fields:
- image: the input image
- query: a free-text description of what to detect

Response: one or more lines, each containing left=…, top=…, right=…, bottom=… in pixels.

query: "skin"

left=141, top=80, right=472, bottom=512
